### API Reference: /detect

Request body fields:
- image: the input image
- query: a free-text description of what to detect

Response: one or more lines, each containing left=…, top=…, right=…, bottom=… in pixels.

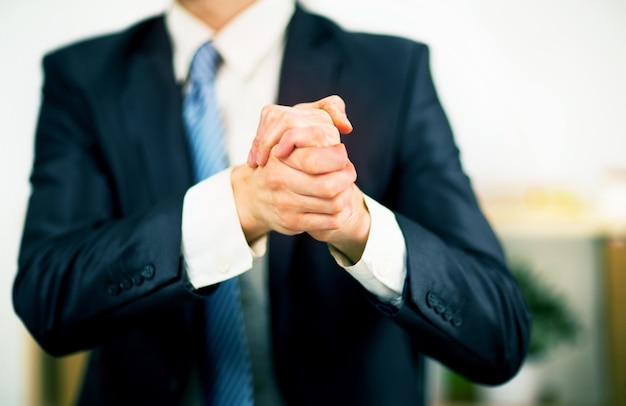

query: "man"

left=13, top=0, right=531, bottom=404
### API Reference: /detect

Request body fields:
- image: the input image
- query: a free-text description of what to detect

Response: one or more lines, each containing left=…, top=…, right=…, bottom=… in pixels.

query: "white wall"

left=1, top=1, right=625, bottom=404
left=301, top=0, right=626, bottom=197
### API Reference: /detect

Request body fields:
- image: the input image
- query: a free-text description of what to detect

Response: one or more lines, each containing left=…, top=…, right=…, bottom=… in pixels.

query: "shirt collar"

left=166, top=0, right=295, bottom=82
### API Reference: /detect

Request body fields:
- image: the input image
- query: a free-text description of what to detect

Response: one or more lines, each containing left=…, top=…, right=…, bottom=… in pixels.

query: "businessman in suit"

left=13, top=0, right=531, bottom=404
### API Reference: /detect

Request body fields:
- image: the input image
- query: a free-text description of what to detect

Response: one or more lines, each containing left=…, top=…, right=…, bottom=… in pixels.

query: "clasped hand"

left=232, top=96, right=370, bottom=263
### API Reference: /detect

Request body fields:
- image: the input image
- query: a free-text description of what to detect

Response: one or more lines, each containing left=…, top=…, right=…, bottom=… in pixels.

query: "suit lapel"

left=119, top=17, right=193, bottom=200
left=276, top=6, right=342, bottom=107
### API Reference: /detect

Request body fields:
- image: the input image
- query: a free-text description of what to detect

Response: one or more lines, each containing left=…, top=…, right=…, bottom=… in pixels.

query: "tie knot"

left=189, top=41, right=220, bottom=86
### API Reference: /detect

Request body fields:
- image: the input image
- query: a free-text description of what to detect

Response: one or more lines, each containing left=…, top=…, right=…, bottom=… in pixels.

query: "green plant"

left=510, top=260, right=582, bottom=360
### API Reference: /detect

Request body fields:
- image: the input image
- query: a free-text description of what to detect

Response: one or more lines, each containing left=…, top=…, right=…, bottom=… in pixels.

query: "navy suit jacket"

left=14, top=5, right=530, bottom=406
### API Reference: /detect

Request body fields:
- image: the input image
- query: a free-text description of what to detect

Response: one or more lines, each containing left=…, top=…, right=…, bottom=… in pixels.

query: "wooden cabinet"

left=26, top=337, right=87, bottom=406
left=604, top=239, right=626, bottom=406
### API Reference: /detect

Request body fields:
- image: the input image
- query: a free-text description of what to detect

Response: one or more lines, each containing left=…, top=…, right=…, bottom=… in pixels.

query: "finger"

left=295, top=95, right=353, bottom=135
left=249, top=97, right=353, bottom=168
left=249, top=105, right=294, bottom=168
left=270, top=190, right=355, bottom=234
left=250, top=106, right=335, bottom=167
left=306, top=160, right=357, bottom=199
left=268, top=158, right=357, bottom=199
left=274, top=188, right=352, bottom=216
left=272, top=125, right=340, bottom=159
left=296, top=211, right=354, bottom=232
left=277, top=144, right=348, bottom=175
left=269, top=211, right=353, bottom=236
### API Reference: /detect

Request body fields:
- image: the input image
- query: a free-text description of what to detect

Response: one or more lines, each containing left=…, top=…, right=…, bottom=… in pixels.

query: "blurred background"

left=1, top=0, right=625, bottom=405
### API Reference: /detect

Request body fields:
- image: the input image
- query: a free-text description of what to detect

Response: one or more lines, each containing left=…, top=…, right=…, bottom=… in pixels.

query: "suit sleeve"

left=13, top=51, right=196, bottom=357
left=384, top=44, right=531, bottom=385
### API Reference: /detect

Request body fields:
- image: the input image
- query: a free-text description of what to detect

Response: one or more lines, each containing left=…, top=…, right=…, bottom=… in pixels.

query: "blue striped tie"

left=183, top=41, right=253, bottom=406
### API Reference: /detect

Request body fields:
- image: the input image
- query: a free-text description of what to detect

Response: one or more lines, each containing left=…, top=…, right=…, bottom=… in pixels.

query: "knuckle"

left=328, top=94, right=343, bottom=104
left=283, top=214, right=303, bottom=232
left=264, top=170, right=282, bottom=190
left=281, top=128, right=297, bottom=144
left=326, top=215, right=343, bottom=231
left=278, top=110, right=296, bottom=127
left=317, top=178, right=338, bottom=198
left=329, top=197, right=345, bottom=213
left=265, top=104, right=284, bottom=115
left=326, top=95, right=345, bottom=111
left=260, top=104, right=274, bottom=120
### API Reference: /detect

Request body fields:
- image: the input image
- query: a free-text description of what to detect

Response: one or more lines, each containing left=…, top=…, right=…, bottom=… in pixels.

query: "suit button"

left=426, top=292, right=439, bottom=308
left=108, top=284, right=121, bottom=296
left=217, top=259, right=230, bottom=274
left=120, top=278, right=132, bottom=290
left=141, top=265, right=155, bottom=280
left=131, top=273, right=144, bottom=286
left=442, top=308, right=454, bottom=321
left=452, top=314, right=463, bottom=327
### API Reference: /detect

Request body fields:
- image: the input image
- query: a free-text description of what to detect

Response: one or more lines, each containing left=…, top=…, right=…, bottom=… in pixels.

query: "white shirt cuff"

left=329, top=194, right=407, bottom=307
left=181, top=168, right=267, bottom=289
